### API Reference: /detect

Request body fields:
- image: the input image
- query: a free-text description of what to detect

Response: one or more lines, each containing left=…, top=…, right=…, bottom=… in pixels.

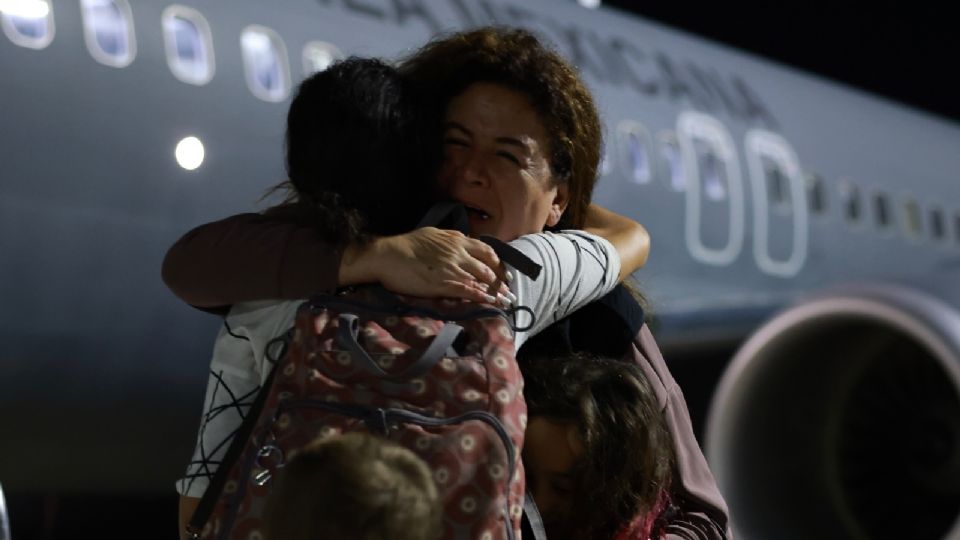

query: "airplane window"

left=929, top=207, right=946, bottom=241
left=872, top=191, right=892, bottom=229
left=162, top=5, right=214, bottom=86
left=599, top=146, right=613, bottom=177
left=901, top=198, right=923, bottom=239
left=80, top=0, right=136, bottom=68
left=838, top=179, right=862, bottom=225
left=954, top=212, right=960, bottom=246
left=806, top=173, right=827, bottom=215
left=627, top=133, right=651, bottom=184
left=763, top=158, right=792, bottom=214
left=677, top=111, right=746, bottom=268
left=698, top=144, right=727, bottom=201
left=1, top=0, right=54, bottom=49
left=241, top=25, right=291, bottom=102
left=744, top=128, right=808, bottom=277
left=616, top=121, right=653, bottom=185
left=658, top=133, right=685, bottom=192
left=303, top=41, right=343, bottom=76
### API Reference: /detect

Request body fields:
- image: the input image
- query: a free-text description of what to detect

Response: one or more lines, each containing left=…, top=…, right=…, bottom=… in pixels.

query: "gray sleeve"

left=508, top=230, right=620, bottom=349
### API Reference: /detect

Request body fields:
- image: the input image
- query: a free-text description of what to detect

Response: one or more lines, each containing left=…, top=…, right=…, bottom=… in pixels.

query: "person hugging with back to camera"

left=169, top=27, right=731, bottom=539
left=176, top=51, right=648, bottom=536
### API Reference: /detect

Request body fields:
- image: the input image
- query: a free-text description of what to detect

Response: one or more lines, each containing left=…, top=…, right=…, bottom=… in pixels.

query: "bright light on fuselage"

left=0, top=0, right=50, bottom=19
left=175, top=136, right=205, bottom=171
left=241, top=30, right=270, bottom=53
left=576, top=0, right=601, bottom=9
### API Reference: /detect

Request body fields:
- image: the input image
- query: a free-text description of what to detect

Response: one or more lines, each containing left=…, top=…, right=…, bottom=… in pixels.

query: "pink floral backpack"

left=187, top=238, right=540, bottom=540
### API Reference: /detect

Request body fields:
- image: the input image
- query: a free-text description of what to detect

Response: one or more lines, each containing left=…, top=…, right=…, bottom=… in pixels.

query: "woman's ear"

left=546, top=183, right=570, bottom=228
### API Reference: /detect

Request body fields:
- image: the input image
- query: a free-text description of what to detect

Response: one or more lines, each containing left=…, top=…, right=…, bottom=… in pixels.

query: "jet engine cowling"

left=705, top=283, right=960, bottom=540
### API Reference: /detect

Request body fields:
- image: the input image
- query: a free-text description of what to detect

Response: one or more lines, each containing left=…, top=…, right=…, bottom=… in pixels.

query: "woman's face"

left=438, top=82, right=569, bottom=241
left=523, top=416, right=583, bottom=536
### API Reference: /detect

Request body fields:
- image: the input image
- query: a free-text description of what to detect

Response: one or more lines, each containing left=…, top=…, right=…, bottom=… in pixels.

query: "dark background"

left=604, top=1, right=960, bottom=124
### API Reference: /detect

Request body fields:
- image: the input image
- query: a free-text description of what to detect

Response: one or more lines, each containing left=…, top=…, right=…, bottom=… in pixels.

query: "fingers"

left=463, top=239, right=509, bottom=282
left=459, top=255, right=500, bottom=287
left=441, top=280, right=515, bottom=307
left=441, top=280, right=498, bottom=304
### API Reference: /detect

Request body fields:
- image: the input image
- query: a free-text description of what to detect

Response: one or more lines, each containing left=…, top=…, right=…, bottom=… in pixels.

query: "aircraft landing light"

left=0, top=0, right=49, bottom=19
left=175, top=136, right=205, bottom=171
left=576, top=0, right=601, bottom=8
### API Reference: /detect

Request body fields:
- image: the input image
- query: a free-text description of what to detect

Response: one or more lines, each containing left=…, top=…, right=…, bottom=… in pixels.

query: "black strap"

left=521, top=490, right=548, bottom=540
left=185, top=330, right=289, bottom=538
left=416, top=202, right=542, bottom=280
left=477, top=235, right=542, bottom=280
left=416, top=200, right=470, bottom=233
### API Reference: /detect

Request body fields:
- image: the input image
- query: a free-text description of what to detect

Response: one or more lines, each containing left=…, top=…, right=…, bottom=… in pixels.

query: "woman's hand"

left=339, top=227, right=511, bottom=302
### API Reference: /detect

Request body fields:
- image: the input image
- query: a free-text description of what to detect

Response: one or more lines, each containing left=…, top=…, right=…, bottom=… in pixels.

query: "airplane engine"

left=705, top=284, right=960, bottom=540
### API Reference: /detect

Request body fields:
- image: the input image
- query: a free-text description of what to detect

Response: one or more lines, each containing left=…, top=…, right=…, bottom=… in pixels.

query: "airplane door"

left=744, top=129, right=808, bottom=277
left=677, top=111, right=745, bottom=266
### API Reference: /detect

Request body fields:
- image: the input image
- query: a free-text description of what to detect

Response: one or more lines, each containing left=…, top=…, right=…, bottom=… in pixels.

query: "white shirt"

left=177, top=230, right=619, bottom=497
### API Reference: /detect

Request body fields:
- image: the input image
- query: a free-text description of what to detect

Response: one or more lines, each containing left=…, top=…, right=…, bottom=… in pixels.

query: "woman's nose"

left=451, top=150, right=489, bottom=187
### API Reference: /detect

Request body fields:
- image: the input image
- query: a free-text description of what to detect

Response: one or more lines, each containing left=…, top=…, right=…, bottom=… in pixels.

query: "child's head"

left=276, top=57, right=438, bottom=243
left=520, top=352, right=674, bottom=539
left=262, top=432, right=441, bottom=540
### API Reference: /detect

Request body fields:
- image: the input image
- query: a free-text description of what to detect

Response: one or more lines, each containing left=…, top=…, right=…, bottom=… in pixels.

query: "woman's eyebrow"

left=443, top=121, right=472, bottom=136
left=444, top=121, right=531, bottom=152
left=494, top=136, right=531, bottom=153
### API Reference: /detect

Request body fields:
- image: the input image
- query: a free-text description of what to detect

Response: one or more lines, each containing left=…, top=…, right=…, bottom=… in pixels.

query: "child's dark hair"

left=266, top=57, right=438, bottom=244
left=520, top=352, right=674, bottom=539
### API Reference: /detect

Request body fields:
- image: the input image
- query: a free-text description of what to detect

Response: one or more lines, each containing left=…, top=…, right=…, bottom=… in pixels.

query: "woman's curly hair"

left=400, top=27, right=603, bottom=231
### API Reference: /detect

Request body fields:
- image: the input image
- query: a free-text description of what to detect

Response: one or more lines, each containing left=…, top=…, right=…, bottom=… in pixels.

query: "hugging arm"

left=582, top=203, right=650, bottom=281
left=162, top=214, right=509, bottom=311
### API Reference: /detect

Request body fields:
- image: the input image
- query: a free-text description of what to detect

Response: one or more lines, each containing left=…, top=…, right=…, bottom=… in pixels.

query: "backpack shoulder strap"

left=185, top=330, right=289, bottom=538
left=521, top=491, right=548, bottom=540
left=416, top=202, right=542, bottom=280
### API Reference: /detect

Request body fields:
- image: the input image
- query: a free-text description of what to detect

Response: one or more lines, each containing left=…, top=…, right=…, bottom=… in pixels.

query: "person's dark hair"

left=521, top=352, right=674, bottom=539
left=399, top=27, right=602, bottom=231
left=262, top=432, right=442, bottom=540
left=265, top=57, right=438, bottom=245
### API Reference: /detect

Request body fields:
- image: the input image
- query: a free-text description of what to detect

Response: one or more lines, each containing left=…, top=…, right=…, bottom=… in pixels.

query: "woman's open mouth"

left=464, top=205, right=491, bottom=221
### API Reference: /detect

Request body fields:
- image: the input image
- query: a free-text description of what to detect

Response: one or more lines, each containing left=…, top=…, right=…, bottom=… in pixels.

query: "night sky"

left=603, top=2, right=960, bottom=124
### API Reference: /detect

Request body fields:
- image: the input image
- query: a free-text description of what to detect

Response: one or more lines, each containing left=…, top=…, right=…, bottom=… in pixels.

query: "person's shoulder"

left=510, top=229, right=610, bottom=254
left=513, top=229, right=605, bottom=244
left=228, top=299, right=302, bottom=317
left=508, top=230, right=615, bottom=272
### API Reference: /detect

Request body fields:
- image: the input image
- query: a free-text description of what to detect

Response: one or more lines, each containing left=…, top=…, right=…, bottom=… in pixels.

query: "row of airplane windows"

left=1, top=0, right=343, bottom=100
left=5, top=0, right=959, bottom=249
left=611, top=127, right=960, bottom=249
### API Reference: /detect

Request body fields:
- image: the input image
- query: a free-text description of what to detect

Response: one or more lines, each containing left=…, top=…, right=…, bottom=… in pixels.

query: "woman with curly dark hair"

left=165, top=27, right=730, bottom=540
left=521, top=352, right=674, bottom=540
left=175, top=52, right=649, bottom=537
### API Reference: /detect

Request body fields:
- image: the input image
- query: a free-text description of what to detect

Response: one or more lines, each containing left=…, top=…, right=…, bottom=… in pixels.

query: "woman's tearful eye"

left=497, top=151, right=521, bottom=166
left=443, top=137, right=469, bottom=147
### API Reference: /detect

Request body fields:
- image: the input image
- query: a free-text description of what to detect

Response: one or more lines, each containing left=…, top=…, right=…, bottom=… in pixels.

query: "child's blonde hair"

left=263, top=432, right=441, bottom=540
